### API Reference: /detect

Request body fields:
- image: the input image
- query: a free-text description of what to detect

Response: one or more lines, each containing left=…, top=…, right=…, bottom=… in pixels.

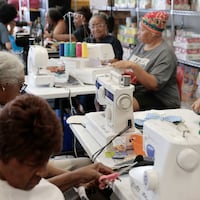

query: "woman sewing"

left=44, top=7, right=68, bottom=39
left=111, top=11, right=180, bottom=111
left=85, top=12, right=123, bottom=64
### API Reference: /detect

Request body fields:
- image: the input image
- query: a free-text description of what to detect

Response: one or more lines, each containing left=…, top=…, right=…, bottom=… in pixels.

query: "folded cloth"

left=135, top=112, right=182, bottom=127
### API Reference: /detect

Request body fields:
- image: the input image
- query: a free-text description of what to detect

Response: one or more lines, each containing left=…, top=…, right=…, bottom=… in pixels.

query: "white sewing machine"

left=60, top=43, right=115, bottom=85
left=129, top=119, right=200, bottom=200
left=27, top=45, right=55, bottom=87
left=85, top=71, right=135, bottom=147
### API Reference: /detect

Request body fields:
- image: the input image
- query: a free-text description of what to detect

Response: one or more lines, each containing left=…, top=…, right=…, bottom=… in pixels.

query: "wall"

left=71, top=0, right=90, bottom=11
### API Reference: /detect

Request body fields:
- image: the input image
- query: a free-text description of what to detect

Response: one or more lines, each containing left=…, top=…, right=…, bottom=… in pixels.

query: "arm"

left=111, top=60, right=158, bottom=90
left=0, top=24, right=12, bottom=50
left=46, top=162, right=113, bottom=192
left=53, top=20, right=68, bottom=35
left=45, top=162, right=69, bottom=178
left=50, top=33, right=77, bottom=42
left=7, top=20, right=16, bottom=35
left=5, top=41, right=12, bottom=50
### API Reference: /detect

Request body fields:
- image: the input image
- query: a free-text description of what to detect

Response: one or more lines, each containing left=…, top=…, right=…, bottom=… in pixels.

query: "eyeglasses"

left=20, top=83, right=27, bottom=94
left=0, top=80, right=27, bottom=94
left=89, top=23, right=106, bottom=30
left=73, top=13, right=83, bottom=18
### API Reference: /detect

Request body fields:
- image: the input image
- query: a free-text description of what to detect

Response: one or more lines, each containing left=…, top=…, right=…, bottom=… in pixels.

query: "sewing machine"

left=27, top=45, right=77, bottom=87
left=60, top=43, right=115, bottom=85
left=85, top=71, right=135, bottom=147
left=27, top=45, right=55, bottom=87
left=129, top=119, right=200, bottom=200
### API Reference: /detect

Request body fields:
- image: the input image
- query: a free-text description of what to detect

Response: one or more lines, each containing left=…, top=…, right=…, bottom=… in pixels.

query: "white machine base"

left=75, top=66, right=112, bottom=85
left=60, top=57, right=113, bottom=84
left=28, top=74, right=55, bottom=87
left=129, top=166, right=153, bottom=200
left=85, top=112, right=132, bottom=148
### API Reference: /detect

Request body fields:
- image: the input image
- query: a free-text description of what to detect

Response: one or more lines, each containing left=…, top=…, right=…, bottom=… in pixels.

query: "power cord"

left=66, top=88, right=79, bottom=157
left=91, top=119, right=132, bottom=162
left=68, top=89, right=77, bottom=115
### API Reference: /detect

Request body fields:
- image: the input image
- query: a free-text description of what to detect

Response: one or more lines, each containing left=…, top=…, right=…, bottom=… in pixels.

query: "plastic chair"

left=176, top=66, right=184, bottom=100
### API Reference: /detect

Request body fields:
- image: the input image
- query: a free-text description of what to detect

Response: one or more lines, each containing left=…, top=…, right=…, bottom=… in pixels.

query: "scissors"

left=98, top=172, right=120, bottom=190
left=98, top=155, right=145, bottom=189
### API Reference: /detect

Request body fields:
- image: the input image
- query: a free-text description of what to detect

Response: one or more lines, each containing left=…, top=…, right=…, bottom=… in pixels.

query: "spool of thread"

left=69, top=42, right=76, bottom=57
left=82, top=42, right=88, bottom=58
left=76, top=42, right=82, bottom=57
left=59, top=42, right=64, bottom=56
left=122, top=75, right=131, bottom=86
left=64, top=42, right=70, bottom=57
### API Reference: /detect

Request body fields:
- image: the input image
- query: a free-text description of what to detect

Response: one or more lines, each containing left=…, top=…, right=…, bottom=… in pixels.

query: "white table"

left=25, top=75, right=96, bottom=135
left=25, top=76, right=96, bottom=99
left=68, top=109, right=200, bottom=200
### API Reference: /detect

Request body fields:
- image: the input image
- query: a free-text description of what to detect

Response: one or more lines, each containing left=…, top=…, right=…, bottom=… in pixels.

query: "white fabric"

left=49, top=157, right=92, bottom=170
left=0, top=178, right=65, bottom=200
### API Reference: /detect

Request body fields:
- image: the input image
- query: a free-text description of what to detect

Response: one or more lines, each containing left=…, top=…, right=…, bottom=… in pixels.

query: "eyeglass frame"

left=0, top=80, right=27, bottom=94
left=89, top=23, right=106, bottom=30
left=20, top=83, right=27, bottom=94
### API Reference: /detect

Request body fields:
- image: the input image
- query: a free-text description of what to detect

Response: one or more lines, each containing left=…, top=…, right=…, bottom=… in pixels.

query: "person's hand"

left=110, top=60, right=135, bottom=69
left=191, top=98, right=200, bottom=114
left=124, top=70, right=138, bottom=84
left=74, top=162, right=114, bottom=188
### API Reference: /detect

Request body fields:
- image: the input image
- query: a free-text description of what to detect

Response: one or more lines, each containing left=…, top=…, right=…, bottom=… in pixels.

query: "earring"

left=1, top=86, right=5, bottom=92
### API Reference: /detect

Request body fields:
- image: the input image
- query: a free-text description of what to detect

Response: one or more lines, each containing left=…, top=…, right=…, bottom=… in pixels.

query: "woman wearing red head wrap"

left=111, top=11, right=180, bottom=111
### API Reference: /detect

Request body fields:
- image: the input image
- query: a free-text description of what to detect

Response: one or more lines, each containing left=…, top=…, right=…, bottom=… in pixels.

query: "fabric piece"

left=135, top=112, right=182, bottom=127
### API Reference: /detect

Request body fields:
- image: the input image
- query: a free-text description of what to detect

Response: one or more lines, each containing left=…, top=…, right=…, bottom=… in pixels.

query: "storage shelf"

left=97, top=6, right=133, bottom=12
left=178, top=59, right=200, bottom=68
left=136, top=8, right=170, bottom=13
left=172, top=10, right=200, bottom=17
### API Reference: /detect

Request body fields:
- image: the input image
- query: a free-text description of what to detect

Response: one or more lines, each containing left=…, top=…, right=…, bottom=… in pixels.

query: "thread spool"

left=69, top=42, right=76, bottom=57
left=76, top=42, right=82, bottom=57
left=59, top=42, right=64, bottom=56
left=122, top=75, right=131, bottom=86
left=64, top=42, right=70, bottom=57
left=82, top=42, right=88, bottom=58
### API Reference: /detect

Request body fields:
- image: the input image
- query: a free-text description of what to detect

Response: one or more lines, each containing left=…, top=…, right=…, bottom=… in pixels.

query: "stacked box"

left=115, top=0, right=136, bottom=8
left=179, top=64, right=199, bottom=104
left=115, top=0, right=128, bottom=8
left=191, top=0, right=200, bottom=11
left=152, top=0, right=190, bottom=10
left=173, top=34, right=200, bottom=61
left=117, top=25, right=138, bottom=47
left=139, top=0, right=152, bottom=8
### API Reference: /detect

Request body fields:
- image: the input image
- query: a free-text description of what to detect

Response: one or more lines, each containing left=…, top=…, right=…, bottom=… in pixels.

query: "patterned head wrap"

left=141, top=11, right=169, bottom=35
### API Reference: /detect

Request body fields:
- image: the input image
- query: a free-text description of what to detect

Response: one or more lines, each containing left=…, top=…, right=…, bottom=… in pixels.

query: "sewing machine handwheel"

left=117, top=95, right=132, bottom=110
left=177, top=148, right=200, bottom=171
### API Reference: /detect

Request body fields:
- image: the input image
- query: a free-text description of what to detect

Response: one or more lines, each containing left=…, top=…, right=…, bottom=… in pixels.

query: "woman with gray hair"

left=0, top=51, right=25, bottom=106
